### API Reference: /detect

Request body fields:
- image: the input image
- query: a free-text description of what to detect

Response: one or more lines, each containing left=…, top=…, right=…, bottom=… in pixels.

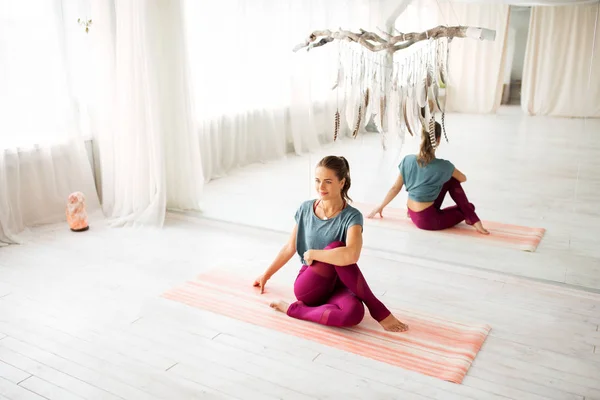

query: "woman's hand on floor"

left=367, top=205, right=383, bottom=219
left=253, top=274, right=269, bottom=294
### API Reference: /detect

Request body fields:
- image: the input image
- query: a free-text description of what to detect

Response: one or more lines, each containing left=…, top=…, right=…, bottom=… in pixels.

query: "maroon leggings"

left=408, top=177, right=480, bottom=231
left=287, top=241, right=391, bottom=327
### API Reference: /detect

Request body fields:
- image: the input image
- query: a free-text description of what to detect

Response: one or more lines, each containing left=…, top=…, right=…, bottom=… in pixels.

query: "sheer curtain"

left=183, top=0, right=372, bottom=180
left=394, top=0, right=510, bottom=114
left=0, top=0, right=78, bottom=147
left=441, top=2, right=510, bottom=114
left=0, top=0, right=99, bottom=244
left=90, top=0, right=204, bottom=228
left=521, top=2, right=600, bottom=117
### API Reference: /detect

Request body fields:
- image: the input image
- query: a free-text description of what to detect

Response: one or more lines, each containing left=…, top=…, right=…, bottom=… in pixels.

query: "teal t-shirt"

left=399, top=154, right=455, bottom=202
left=294, top=200, right=363, bottom=265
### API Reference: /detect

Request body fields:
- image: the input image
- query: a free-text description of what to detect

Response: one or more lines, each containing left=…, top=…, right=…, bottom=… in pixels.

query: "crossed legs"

left=270, top=241, right=408, bottom=332
left=408, top=178, right=488, bottom=234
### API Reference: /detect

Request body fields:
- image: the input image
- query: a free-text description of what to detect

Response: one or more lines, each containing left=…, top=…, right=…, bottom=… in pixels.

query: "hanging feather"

left=429, top=112, right=437, bottom=149
left=418, top=106, right=426, bottom=127
left=441, top=111, right=449, bottom=143
left=438, top=39, right=449, bottom=87
left=403, top=100, right=414, bottom=137
left=373, top=103, right=383, bottom=133
left=380, top=95, right=387, bottom=130
left=431, top=72, right=446, bottom=117
left=415, top=48, right=428, bottom=109
left=434, top=40, right=448, bottom=142
left=438, top=69, right=446, bottom=88
left=426, top=60, right=433, bottom=88
left=333, top=110, right=340, bottom=141
left=397, top=64, right=407, bottom=139
left=397, top=86, right=405, bottom=138
left=345, top=54, right=358, bottom=133
left=331, top=64, right=345, bottom=90
left=362, top=85, right=372, bottom=130
left=422, top=100, right=437, bottom=149
left=373, top=100, right=386, bottom=150
left=427, top=70, right=442, bottom=116
left=353, top=87, right=365, bottom=139
left=417, top=74, right=428, bottom=108
left=425, top=48, right=441, bottom=116
left=387, top=90, right=399, bottom=139
left=352, top=105, right=362, bottom=138
left=431, top=82, right=442, bottom=114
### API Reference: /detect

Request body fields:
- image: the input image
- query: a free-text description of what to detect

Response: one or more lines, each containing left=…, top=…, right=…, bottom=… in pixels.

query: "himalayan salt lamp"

left=66, top=191, right=89, bottom=232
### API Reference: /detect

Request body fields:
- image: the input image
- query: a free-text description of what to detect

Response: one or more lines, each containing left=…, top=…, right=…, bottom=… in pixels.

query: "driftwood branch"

left=293, top=25, right=496, bottom=53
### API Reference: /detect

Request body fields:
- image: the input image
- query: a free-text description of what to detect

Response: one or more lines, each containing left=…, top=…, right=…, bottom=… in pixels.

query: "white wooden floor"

left=1, top=108, right=599, bottom=399
left=0, top=214, right=599, bottom=400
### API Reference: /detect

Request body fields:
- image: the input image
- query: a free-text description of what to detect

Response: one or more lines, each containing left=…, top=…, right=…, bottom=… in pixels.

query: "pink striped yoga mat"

left=162, top=269, right=491, bottom=384
left=353, top=202, right=546, bottom=252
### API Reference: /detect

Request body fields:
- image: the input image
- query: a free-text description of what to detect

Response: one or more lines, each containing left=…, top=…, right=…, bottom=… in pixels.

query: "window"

left=182, top=0, right=353, bottom=121
left=0, top=1, right=79, bottom=148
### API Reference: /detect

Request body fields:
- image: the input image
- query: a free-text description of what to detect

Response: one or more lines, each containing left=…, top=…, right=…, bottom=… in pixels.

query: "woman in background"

left=368, top=122, right=489, bottom=235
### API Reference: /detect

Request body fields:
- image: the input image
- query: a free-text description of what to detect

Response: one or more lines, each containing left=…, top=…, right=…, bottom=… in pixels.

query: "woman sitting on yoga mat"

left=253, top=156, right=408, bottom=332
left=368, top=122, right=489, bottom=234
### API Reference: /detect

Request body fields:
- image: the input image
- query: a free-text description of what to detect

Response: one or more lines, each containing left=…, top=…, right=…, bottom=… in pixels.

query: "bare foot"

left=269, top=300, right=289, bottom=314
left=379, top=314, right=409, bottom=332
left=473, top=221, right=490, bottom=235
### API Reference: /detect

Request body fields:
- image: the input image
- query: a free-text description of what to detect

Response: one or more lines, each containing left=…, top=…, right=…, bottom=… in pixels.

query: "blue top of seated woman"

left=399, top=154, right=455, bottom=202
left=294, top=200, right=363, bottom=265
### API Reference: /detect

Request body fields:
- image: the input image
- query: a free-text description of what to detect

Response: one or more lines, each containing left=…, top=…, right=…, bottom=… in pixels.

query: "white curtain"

left=0, top=0, right=79, bottom=148
left=521, top=2, right=600, bottom=117
left=444, top=3, right=510, bottom=113
left=90, top=0, right=204, bottom=228
left=394, top=1, right=510, bottom=114
left=183, top=0, right=373, bottom=180
left=0, top=142, right=100, bottom=245
left=0, top=0, right=99, bottom=244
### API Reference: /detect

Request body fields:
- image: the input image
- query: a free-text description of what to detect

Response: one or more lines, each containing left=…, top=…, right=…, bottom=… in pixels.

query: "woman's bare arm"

left=452, top=168, right=467, bottom=183
left=263, top=224, right=297, bottom=278
left=307, top=224, right=362, bottom=266
left=368, top=174, right=404, bottom=218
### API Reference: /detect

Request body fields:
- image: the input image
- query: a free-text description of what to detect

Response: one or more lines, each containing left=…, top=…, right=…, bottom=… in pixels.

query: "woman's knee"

left=340, top=301, right=365, bottom=326
left=408, top=210, right=439, bottom=231
left=324, top=241, right=345, bottom=250
left=294, top=283, right=331, bottom=306
left=447, top=177, right=462, bottom=187
left=294, top=269, right=336, bottom=305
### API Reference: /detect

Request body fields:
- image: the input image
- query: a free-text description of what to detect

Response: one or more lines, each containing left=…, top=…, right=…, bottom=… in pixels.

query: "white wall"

left=509, top=6, right=531, bottom=81
left=504, top=27, right=516, bottom=84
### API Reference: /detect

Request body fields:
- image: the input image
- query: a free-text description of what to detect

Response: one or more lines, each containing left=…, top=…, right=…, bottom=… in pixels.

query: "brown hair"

left=317, top=156, right=352, bottom=202
left=417, top=122, right=442, bottom=167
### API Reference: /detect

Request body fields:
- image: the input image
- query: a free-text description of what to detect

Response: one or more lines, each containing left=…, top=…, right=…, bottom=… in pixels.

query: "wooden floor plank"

left=0, top=321, right=231, bottom=400
left=1, top=297, right=422, bottom=400
left=466, top=367, right=584, bottom=400
left=0, top=346, right=119, bottom=400
left=480, top=336, right=600, bottom=381
left=17, top=376, right=84, bottom=400
left=461, top=375, right=579, bottom=400
left=0, top=359, right=30, bottom=385
left=0, top=377, right=45, bottom=400
left=473, top=351, right=600, bottom=399
left=0, top=339, right=150, bottom=400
